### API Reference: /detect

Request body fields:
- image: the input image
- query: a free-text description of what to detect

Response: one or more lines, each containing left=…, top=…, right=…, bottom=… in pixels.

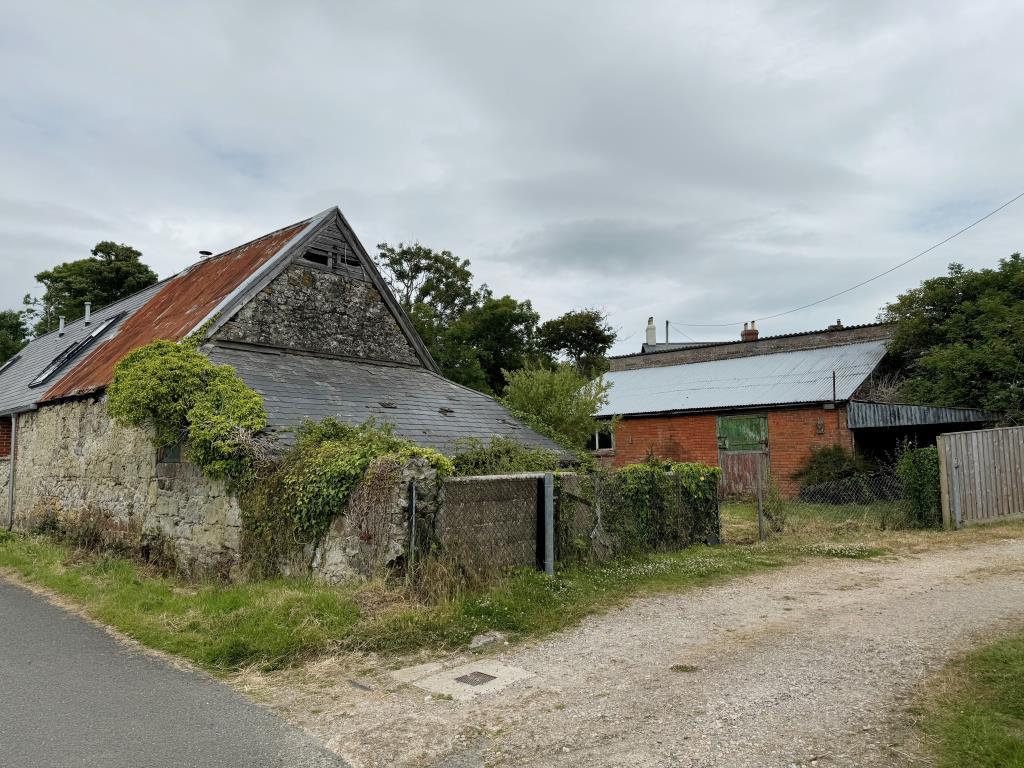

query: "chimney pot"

left=645, top=317, right=657, bottom=347
left=83, top=302, right=92, bottom=326
left=58, top=316, right=66, bottom=336
left=741, top=319, right=760, bottom=342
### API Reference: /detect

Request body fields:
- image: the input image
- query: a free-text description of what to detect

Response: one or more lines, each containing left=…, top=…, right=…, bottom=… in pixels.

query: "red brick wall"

left=608, top=405, right=852, bottom=495
left=0, top=415, right=11, bottom=458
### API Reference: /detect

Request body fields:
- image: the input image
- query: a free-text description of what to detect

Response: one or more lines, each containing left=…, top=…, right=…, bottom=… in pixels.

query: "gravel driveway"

left=239, top=538, right=1024, bottom=768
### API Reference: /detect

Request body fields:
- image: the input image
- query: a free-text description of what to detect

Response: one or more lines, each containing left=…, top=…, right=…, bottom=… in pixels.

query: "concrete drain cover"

left=455, top=671, right=497, bottom=686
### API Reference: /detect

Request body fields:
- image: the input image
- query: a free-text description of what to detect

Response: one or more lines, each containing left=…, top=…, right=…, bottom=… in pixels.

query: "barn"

left=596, top=318, right=993, bottom=496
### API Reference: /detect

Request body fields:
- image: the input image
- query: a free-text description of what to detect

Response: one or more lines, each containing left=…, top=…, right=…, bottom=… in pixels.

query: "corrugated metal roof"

left=847, top=400, right=996, bottom=429
left=0, top=281, right=167, bottom=416
left=206, top=345, right=565, bottom=455
left=41, top=218, right=312, bottom=402
left=598, top=340, right=888, bottom=417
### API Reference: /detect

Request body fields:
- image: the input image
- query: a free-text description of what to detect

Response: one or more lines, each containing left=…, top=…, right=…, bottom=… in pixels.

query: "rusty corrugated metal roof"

left=41, top=218, right=311, bottom=402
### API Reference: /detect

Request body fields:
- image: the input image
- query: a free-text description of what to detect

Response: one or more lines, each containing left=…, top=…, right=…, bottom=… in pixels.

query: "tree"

left=27, top=241, right=158, bottom=335
left=450, top=295, right=541, bottom=394
left=539, top=308, right=617, bottom=378
left=373, top=242, right=541, bottom=393
left=882, top=254, right=1024, bottom=422
left=501, top=364, right=613, bottom=448
left=0, top=309, right=28, bottom=365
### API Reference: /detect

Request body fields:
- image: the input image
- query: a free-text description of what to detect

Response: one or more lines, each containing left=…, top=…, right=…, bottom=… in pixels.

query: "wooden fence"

left=938, top=426, right=1024, bottom=529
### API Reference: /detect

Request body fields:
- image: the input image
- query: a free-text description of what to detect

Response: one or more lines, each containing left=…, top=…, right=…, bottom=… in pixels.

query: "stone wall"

left=214, top=262, right=420, bottom=365
left=9, top=399, right=241, bottom=574
left=0, top=457, right=9, bottom=524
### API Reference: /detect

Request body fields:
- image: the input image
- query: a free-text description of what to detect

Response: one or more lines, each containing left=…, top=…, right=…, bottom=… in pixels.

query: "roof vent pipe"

left=645, top=317, right=657, bottom=346
left=83, top=302, right=91, bottom=326
left=58, top=316, right=66, bottom=336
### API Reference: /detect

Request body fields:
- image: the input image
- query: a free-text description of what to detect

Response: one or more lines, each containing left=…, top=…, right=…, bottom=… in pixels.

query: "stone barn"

left=0, top=207, right=558, bottom=571
left=596, top=318, right=993, bottom=497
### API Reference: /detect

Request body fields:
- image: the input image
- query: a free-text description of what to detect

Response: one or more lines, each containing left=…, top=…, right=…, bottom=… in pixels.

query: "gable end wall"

left=213, top=219, right=420, bottom=365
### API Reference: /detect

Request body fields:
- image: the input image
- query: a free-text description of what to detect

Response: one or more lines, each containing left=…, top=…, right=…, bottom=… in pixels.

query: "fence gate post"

left=543, top=472, right=555, bottom=576
left=756, top=455, right=766, bottom=542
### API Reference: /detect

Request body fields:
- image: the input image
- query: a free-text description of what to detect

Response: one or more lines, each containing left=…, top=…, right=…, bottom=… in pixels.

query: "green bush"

left=793, top=445, right=872, bottom=486
left=450, top=436, right=562, bottom=476
left=588, top=459, right=722, bottom=557
left=107, top=339, right=266, bottom=480
left=896, top=445, right=941, bottom=528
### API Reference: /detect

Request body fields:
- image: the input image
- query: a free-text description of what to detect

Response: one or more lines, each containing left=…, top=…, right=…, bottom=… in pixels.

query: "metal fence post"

left=756, top=456, right=766, bottom=542
left=543, top=472, right=555, bottom=576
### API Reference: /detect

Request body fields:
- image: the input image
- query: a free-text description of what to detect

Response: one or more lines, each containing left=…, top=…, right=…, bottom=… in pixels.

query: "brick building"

left=597, top=318, right=992, bottom=496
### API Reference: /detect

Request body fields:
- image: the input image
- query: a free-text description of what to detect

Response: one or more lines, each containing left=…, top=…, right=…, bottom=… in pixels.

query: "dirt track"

left=238, top=538, right=1024, bottom=768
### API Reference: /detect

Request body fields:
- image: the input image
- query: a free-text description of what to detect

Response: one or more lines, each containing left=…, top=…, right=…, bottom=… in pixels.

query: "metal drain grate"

left=455, top=671, right=497, bottom=686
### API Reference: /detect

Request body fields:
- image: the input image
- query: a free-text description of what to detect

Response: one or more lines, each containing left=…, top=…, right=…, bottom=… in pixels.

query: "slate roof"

left=206, top=345, right=564, bottom=455
left=0, top=281, right=166, bottom=416
left=599, top=339, right=889, bottom=417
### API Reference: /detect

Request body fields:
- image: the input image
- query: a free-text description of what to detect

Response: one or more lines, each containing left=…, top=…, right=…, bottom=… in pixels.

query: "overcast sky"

left=2, top=1, right=1023, bottom=354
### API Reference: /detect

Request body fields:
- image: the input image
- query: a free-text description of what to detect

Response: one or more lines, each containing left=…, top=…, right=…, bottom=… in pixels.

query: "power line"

left=670, top=189, right=1024, bottom=328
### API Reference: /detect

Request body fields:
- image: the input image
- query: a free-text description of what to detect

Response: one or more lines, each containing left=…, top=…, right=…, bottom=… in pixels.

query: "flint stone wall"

left=313, top=457, right=439, bottom=583
left=9, top=399, right=241, bottom=575
left=214, top=262, right=419, bottom=365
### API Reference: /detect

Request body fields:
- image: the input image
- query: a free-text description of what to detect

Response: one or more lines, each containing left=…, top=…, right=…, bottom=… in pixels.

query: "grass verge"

left=914, top=628, right=1024, bottom=767
left=0, top=528, right=791, bottom=673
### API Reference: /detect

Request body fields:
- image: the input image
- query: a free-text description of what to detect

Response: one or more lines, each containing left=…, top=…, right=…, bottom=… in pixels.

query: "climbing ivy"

left=107, top=339, right=267, bottom=480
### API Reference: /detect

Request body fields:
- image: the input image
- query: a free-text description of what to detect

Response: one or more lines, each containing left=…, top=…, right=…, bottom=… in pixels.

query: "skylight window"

left=29, top=312, right=125, bottom=388
left=0, top=354, right=20, bottom=376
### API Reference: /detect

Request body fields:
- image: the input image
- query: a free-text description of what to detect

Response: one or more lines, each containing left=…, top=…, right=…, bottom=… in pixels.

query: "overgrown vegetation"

left=793, top=445, right=872, bottom=487
left=450, top=435, right=562, bottom=476
left=239, top=419, right=452, bottom=576
left=501, top=363, right=613, bottom=449
left=895, top=444, right=942, bottom=528
left=916, top=628, right=1024, bottom=767
left=0, top=531, right=784, bottom=672
left=883, top=253, right=1024, bottom=422
left=107, top=339, right=267, bottom=480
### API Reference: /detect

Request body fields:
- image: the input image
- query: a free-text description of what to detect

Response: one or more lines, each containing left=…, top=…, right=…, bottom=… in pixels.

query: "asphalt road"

left=0, top=577, right=348, bottom=768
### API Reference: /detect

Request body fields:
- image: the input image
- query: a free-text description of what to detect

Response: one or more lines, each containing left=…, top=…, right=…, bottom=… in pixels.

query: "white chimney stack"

left=83, top=302, right=91, bottom=326
left=645, top=316, right=657, bottom=346
left=58, top=316, right=65, bottom=336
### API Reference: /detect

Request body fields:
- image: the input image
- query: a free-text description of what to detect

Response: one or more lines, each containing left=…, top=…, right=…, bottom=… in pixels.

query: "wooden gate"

left=938, top=426, right=1024, bottom=528
left=717, top=415, right=768, bottom=499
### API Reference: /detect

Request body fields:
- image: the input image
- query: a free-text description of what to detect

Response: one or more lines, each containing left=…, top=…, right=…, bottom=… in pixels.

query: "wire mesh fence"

left=754, top=471, right=912, bottom=539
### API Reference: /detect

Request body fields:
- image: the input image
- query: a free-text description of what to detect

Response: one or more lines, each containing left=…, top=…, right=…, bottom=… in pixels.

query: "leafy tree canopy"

left=26, top=241, right=158, bottom=335
left=501, top=364, right=613, bottom=448
left=0, top=309, right=29, bottom=365
left=882, top=254, right=1024, bottom=422
left=539, top=308, right=617, bottom=378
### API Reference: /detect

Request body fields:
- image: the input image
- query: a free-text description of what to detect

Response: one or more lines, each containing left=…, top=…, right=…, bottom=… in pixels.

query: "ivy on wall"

left=107, top=339, right=267, bottom=480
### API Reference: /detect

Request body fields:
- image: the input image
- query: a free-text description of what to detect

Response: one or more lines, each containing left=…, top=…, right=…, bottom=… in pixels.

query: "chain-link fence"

left=754, top=471, right=911, bottom=539
left=556, top=471, right=720, bottom=564
left=426, top=469, right=722, bottom=583
left=432, top=473, right=546, bottom=582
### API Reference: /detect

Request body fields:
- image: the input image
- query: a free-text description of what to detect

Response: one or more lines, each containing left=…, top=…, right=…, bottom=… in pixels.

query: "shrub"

left=107, top=339, right=267, bottom=480
left=450, top=436, right=562, bottom=476
left=793, top=445, right=872, bottom=487
left=896, top=445, right=941, bottom=528
left=501, top=364, right=613, bottom=450
left=588, top=459, right=722, bottom=557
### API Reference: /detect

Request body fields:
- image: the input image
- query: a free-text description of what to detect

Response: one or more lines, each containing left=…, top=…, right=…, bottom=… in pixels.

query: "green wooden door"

left=717, top=415, right=768, bottom=498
